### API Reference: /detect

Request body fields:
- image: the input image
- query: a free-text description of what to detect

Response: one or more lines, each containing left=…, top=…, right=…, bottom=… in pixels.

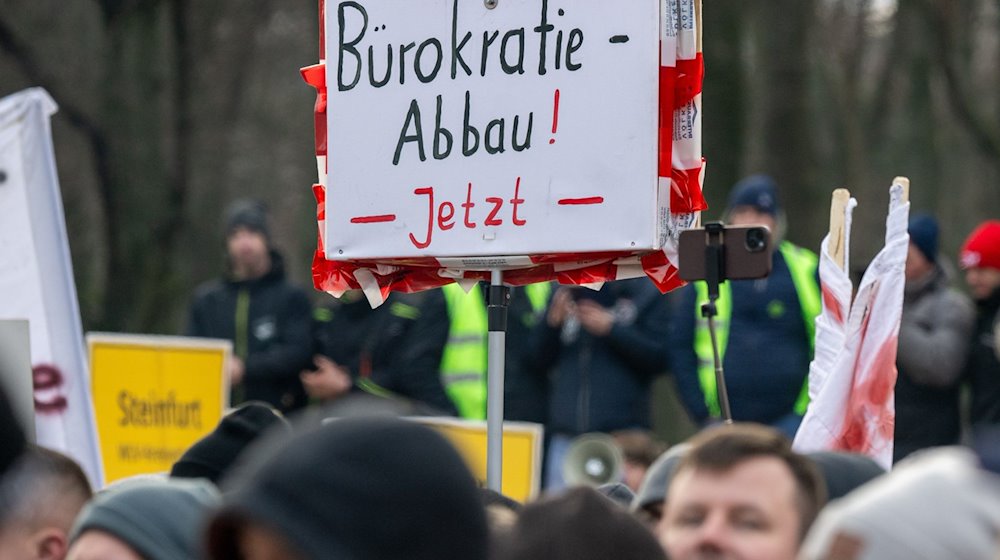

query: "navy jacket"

left=529, top=278, right=671, bottom=435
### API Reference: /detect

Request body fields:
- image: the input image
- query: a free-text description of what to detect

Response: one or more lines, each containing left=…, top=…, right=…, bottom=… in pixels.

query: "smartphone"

left=678, top=224, right=774, bottom=281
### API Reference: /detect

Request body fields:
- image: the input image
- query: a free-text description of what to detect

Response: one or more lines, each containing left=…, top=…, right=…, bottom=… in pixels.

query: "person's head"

left=800, top=448, right=1000, bottom=560
left=960, top=220, right=1000, bottom=301
left=631, top=443, right=691, bottom=527
left=224, top=199, right=271, bottom=280
left=726, top=175, right=781, bottom=234
left=170, top=401, right=290, bottom=484
left=0, top=446, right=93, bottom=560
left=206, top=417, right=489, bottom=560
left=906, top=213, right=939, bottom=282
left=613, top=430, right=668, bottom=492
left=67, top=478, right=220, bottom=560
left=495, top=487, right=667, bottom=560
left=806, top=451, right=885, bottom=502
left=657, top=424, right=826, bottom=560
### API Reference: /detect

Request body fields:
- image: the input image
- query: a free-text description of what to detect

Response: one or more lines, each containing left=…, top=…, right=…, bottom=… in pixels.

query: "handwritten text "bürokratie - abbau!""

left=336, top=0, right=584, bottom=166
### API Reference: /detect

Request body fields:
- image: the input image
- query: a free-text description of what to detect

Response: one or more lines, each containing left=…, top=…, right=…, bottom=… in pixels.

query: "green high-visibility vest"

left=693, top=241, right=821, bottom=418
left=440, top=282, right=551, bottom=419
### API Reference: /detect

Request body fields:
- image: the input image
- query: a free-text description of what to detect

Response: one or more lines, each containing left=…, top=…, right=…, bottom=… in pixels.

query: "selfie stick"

left=486, top=269, right=509, bottom=491
left=701, top=222, right=734, bottom=424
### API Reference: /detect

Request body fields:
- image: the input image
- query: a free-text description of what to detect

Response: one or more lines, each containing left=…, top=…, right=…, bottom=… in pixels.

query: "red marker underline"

left=558, top=196, right=605, bottom=205
left=350, top=214, right=397, bottom=224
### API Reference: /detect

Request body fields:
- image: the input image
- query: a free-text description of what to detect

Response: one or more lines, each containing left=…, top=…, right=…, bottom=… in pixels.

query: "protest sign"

left=325, top=0, right=660, bottom=260
left=302, top=0, right=706, bottom=300
left=413, top=416, right=543, bottom=502
left=88, top=333, right=230, bottom=485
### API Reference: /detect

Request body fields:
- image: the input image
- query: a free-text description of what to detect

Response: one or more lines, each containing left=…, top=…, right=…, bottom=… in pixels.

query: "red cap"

left=960, top=220, right=1000, bottom=271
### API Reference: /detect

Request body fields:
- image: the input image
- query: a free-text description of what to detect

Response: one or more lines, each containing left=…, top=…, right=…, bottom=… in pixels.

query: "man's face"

left=727, top=207, right=777, bottom=233
left=657, top=457, right=802, bottom=560
left=965, top=266, right=1000, bottom=301
left=226, top=227, right=269, bottom=279
left=905, top=243, right=934, bottom=282
left=66, top=530, right=143, bottom=560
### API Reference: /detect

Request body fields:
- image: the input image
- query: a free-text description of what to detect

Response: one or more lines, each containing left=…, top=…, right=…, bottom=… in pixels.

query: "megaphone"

left=562, top=432, right=624, bottom=487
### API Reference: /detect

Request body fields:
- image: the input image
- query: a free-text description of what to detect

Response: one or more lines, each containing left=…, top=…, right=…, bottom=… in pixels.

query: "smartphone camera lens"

left=745, top=228, right=766, bottom=252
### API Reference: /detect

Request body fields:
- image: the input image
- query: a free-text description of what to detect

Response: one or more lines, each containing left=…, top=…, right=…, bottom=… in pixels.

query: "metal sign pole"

left=485, top=269, right=509, bottom=491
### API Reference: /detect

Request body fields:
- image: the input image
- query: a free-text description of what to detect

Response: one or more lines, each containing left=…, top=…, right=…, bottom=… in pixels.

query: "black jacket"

left=529, top=278, right=671, bottom=435
left=313, top=291, right=456, bottom=415
left=187, top=252, right=313, bottom=413
left=967, top=287, right=1000, bottom=427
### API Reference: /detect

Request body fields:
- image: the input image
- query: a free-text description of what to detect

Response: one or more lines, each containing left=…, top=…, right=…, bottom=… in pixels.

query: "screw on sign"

left=0, top=169, right=6, bottom=184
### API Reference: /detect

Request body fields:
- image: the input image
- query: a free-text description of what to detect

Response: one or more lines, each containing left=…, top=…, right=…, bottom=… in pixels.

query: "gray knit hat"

left=800, top=447, right=1000, bottom=560
left=69, top=478, right=221, bottom=560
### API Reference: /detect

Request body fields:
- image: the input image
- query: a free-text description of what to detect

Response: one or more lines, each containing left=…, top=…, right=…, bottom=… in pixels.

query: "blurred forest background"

left=1, top=0, right=998, bottom=334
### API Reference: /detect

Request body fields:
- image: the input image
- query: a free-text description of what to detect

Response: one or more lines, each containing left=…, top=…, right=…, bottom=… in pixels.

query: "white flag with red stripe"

left=794, top=181, right=910, bottom=470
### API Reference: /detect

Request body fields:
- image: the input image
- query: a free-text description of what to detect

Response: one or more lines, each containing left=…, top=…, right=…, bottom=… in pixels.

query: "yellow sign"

left=88, top=333, right=230, bottom=486
left=413, top=417, right=543, bottom=503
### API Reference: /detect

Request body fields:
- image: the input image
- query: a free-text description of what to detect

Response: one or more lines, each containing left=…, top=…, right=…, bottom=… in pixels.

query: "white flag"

left=0, top=88, right=104, bottom=485
left=794, top=181, right=910, bottom=470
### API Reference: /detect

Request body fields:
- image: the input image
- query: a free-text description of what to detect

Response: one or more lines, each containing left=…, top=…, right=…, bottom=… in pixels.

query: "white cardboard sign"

left=325, top=0, right=659, bottom=260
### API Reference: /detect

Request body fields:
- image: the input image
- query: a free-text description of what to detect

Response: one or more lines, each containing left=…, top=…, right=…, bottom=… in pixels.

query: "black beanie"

left=225, top=199, right=270, bottom=239
left=908, top=213, right=939, bottom=264
left=495, top=487, right=666, bottom=560
left=207, top=417, right=489, bottom=560
left=171, top=402, right=290, bottom=484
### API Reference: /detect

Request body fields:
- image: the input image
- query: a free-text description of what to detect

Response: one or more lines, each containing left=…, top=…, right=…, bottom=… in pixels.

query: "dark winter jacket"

left=967, top=287, right=1000, bottom=426
left=187, top=252, right=313, bottom=413
left=894, top=264, right=974, bottom=461
left=312, top=290, right=456, bottom=415
left=671, top=251, right=813, bottom=425
left=529, top=278, right=671, bottom=435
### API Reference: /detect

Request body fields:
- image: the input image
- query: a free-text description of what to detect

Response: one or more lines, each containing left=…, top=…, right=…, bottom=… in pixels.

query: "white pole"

left=486, top=269, right=507, bottom=491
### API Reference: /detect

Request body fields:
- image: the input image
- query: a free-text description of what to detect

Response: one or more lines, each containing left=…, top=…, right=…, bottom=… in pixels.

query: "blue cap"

left=908, top=213, right=939, bottom=264
left=727, top=175, right=780, bottom=216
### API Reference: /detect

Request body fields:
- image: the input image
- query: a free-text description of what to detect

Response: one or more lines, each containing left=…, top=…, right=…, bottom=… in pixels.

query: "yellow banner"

left=413, top=417, right=543, bottom=503
left=88, top=333, right=230, bottom=486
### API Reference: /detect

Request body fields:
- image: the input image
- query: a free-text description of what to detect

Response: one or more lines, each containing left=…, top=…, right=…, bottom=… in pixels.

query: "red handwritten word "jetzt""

left=409, top=177, right=526, bottom=249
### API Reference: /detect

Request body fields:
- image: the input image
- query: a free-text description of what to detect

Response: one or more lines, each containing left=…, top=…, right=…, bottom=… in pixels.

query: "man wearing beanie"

left=66, top=478, right=220, bottom=560
left=892, top=213, right=974, bottom=461
left=187, top=199, right=313, bottom=413
left=206, top=416, right=489, bottom=560
left=959, top=220, right=1000, bottom=426
left=671, top=175, right=821, bottom=436
left=170, top=401, right=291, bottom=484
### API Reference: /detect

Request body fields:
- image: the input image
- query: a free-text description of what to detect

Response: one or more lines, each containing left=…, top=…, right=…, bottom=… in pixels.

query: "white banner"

left=325, top=0, right=660, bottom=259
left=0, top=88, right=104, bottom=485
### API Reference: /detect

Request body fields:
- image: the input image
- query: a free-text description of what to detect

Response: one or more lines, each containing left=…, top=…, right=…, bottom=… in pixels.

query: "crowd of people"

left=2, top=175, right=999, bottom=559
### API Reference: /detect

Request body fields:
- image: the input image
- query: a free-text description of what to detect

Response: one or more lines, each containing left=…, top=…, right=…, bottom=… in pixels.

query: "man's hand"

left=547, top=288, right=575, bottom=327
left=229, top=356, right=245, bottom=385
left=300, top=355, right=353, bottom=401
left=577, top=300, right=615, bottom=337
